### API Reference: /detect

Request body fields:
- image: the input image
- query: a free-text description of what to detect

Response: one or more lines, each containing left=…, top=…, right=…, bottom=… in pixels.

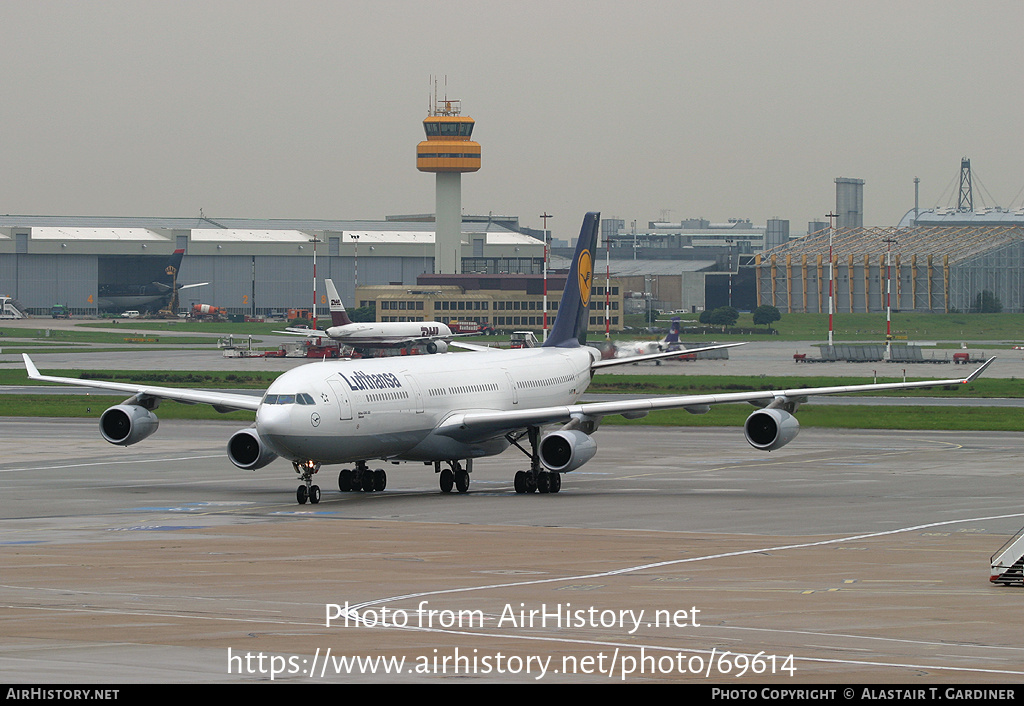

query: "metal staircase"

left=990, top=527, right=1024, bottom=585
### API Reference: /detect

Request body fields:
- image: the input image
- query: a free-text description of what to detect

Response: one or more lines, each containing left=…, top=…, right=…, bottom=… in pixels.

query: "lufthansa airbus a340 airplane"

left=24, top=213, right=994, bottom=504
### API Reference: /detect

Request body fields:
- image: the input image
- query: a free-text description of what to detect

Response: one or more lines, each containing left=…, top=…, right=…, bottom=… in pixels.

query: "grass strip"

left=4, top=394, right=1021, bottom=431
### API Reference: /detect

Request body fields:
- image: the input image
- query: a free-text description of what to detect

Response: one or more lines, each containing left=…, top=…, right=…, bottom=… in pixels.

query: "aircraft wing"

left=23, top=354, right=261, bottom=412
left=273, top=327, right=331, bottom=337
left=434, top=358, right=996, bottom=441
left=152, top=281, right=209, bottom=292
left=448, top=341, right=500, bottom=352
left=592, top=342, right=744, bottom=368
left=406, top=332, right=478, bottom=345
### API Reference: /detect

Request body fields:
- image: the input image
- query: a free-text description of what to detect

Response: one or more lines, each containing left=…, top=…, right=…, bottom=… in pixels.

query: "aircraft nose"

left=256, top=403, right=293, bottom=436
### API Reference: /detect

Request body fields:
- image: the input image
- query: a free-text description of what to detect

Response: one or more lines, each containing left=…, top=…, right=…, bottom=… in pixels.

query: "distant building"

left=756, top=224, right=1024, bottom=313
left=0, top=215, right=542, bottom=315
left=358, top=272, right=625, bottom=333
left=835, top=177, right=865, bottom=229
left=601, top=218, right=772, bottom=255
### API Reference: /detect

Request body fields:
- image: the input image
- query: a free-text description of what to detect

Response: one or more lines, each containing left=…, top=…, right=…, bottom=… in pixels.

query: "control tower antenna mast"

left=958, top=157, right=974, bottom=212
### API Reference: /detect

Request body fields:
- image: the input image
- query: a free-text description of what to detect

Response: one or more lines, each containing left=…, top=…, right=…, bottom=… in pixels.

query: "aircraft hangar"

left=755, top=221, right=1024, bottom=314
left=0, top=215, right=544, bottom=316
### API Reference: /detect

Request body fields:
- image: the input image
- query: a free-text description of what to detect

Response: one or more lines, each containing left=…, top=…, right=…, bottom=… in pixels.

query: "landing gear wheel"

left=537, top=471, right=550, bottom=494
left=297, top=485, right=309, bottom=504
left=514, top=471, right=528, bottom=494
left=507, top=427, right=565, bottom=495
left=338, top=469, right=352, bottom=492
left=439, top=468, right=454, bottom=493
left=374, top=469, right=387, bottom=492
left=455, top=468, right=470, bottom=493
left=309, top=485, right=321, bottom=504
left=362, top=473, right=375, bottom=492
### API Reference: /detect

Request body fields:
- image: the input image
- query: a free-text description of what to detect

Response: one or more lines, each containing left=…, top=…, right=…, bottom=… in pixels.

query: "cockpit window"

left=264, top=393, right=315, bottom=405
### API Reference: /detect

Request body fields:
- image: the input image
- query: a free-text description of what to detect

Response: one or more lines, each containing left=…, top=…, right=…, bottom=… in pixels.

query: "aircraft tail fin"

left=152, top=249, right=187, bottom=291
left=325, top=279, right=352, bottom=326
left=664, top=317, right=682, bottom=344
left=167, top=248, right=184, bottom=274
left=543, top=212, right=600, bottom=348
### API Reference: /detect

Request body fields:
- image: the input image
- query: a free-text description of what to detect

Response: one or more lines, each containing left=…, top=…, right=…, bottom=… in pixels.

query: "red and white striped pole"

left=309, top=236, right=320, bottom=329
left=605, top=229, right=611, bottom=339
left=539, top=213, right=552, bottom=342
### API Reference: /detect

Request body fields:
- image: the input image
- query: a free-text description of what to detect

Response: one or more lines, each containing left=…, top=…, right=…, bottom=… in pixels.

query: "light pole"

left=725, top=238, right=735, bottom=308
left=825, top=211, right=837, bottom=346
left=605, top=227, right=611, bottom=340
left=883, top=236, right=898, bottom=358
left=646, top=275, right=653, bottom=331
left=352, top=234, right=361, bottom=306
left=539, top=212, right=552, bottom=342
left=309, top=236, right=321, bottom=329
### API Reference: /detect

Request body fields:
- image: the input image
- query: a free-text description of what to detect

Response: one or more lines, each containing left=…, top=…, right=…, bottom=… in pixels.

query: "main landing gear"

left=338, top=461, right=387, bottom=493
left=435, top=459, right=471, bottom=494
left=507, top=426, right=562, bottom=494
left=513, top=469, right=561, bottom=494
left=294, top=460, right=322, bottom=505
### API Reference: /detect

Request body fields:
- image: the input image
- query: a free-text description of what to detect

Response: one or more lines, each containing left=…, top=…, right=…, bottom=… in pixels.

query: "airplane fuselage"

left=257, top=346, right=598, bottom=464
left=324, top=321, right=454, bottom=343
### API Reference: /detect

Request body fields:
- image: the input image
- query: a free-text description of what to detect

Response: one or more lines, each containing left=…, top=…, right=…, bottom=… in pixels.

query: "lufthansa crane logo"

left=577, top=250, right=593, bottom=306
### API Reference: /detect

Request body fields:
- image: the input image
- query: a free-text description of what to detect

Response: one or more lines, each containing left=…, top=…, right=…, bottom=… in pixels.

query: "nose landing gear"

left=294, top=460, right=322, bottom=505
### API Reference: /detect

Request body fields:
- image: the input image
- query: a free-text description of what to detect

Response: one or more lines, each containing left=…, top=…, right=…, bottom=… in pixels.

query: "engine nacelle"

left=426, top=340, right=448, bottom=354
left=99, top=404, right=159, bottom=446
left=539, top=430, right=597, bottom=473
left=227, top=427, right=279, bottom=470
left=744, top=408, right=800, bottom=451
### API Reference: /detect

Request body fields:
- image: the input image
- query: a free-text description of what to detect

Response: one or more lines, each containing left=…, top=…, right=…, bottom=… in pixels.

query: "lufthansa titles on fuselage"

left=339, top=370, right=404, bottom=392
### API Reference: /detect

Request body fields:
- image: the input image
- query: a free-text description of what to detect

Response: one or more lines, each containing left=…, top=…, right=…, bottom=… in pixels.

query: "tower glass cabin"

left=416, top=102, right=481, bottom=173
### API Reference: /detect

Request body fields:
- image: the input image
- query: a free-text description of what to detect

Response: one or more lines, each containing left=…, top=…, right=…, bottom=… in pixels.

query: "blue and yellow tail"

left=543, top=212, right=600, bottom=348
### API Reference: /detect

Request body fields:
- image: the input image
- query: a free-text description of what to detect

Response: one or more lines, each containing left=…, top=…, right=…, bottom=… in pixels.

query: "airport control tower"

left=417, top=96, right=480, bottom=274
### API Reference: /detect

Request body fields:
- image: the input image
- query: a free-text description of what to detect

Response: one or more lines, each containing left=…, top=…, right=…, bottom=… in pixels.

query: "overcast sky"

left=1, top=1, right=1021, bottom=241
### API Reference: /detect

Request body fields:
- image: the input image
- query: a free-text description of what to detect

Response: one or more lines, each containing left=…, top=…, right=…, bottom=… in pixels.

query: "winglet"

left=23, top=353, right=40, bottom=380
left=963, top=356, right=996, bottom=383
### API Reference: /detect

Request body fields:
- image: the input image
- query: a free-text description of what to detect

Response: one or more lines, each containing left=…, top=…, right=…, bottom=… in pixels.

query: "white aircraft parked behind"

left=279, top=279, right=456, bottom=354
left=614, top=316, right=688, bottom=359
left=24, top=213, right=994, bottom=504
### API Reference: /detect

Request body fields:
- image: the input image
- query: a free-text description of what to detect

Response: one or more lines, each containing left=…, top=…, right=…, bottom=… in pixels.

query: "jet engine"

left=425, top=340, right=448, bottom=354
left=744, top=408, right=800, bottom=451
left=227, top=427, right=278, bottom=470
left=99, top=404, right=159, bottom=446
left=539, top=430, right=597, bottom=473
